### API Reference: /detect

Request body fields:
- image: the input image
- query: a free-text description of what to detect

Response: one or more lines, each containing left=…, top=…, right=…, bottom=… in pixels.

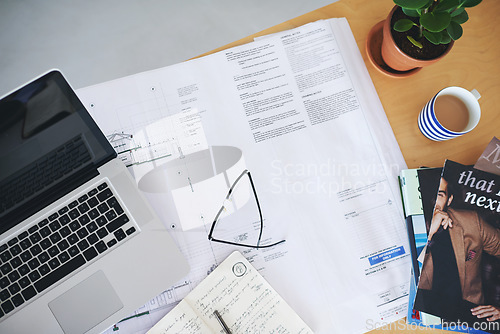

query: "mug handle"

left=470, top=89, right=481, bottom=100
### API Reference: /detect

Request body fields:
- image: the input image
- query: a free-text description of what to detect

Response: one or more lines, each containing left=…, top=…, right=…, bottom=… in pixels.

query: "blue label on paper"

left=368, top=246, right=405, bottom=265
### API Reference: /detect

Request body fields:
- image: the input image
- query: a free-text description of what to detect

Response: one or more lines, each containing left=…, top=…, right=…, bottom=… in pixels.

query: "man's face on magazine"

left=435, top=178, right=453, bottom=212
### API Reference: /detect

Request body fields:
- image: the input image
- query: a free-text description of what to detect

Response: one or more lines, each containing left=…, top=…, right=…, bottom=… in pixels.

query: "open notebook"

left=147, top=251, right=313, bottom=333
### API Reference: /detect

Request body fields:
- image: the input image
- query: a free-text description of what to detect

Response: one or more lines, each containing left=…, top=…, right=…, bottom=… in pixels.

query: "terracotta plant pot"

left=381, top=6, right=454, bottom=72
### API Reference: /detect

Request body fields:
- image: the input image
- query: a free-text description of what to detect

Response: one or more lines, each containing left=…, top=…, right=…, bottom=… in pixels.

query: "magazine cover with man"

left=414, top=160, right=500, bottom=334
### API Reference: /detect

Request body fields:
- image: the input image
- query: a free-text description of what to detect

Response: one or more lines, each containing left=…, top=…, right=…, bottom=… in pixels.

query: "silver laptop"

left=0, top=70, right=189, bottom=334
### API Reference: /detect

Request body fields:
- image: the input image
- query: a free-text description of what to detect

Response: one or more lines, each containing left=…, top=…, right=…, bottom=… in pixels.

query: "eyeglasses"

left=208, top=169, right=286, bottom=249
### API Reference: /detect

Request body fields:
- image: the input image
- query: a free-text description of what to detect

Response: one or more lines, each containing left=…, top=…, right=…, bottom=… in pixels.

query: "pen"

left=213, top=310, right=232, bottom=334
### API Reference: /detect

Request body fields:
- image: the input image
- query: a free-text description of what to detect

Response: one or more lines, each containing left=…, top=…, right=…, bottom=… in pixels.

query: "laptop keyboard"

left=0, top=181, right=137, bottom=319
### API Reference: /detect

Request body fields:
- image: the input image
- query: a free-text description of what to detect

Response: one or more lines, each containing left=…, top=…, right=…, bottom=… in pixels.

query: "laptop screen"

left=0, top=71, right=116, bottom=235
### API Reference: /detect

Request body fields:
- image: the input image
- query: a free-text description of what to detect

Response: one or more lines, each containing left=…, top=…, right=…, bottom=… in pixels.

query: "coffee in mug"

left=418, top=87, right=481, bottom=141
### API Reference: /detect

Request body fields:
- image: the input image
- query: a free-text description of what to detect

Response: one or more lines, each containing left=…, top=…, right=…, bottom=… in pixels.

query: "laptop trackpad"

left=49, top=270, right=123, bottom=334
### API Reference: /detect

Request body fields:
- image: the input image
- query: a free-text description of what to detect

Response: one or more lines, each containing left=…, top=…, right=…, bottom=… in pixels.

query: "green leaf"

left=420, top=11, right=451, bottom=32
left=436, top=0, right=460, bottom=12
left=393, top=0, right=430, bottom=10
left=440, top=30, right=452, bottom=44
left=402, top=7, right=420, bottom=17
left=461, top=0, right=482, bottom=7
left=394, top=19, right=416, bottom=32
left=447, top=21, right=463, bottom=40
left=423, top=30, right=443, bottom=45
left=451, top=7, right=465, bottom=16
left=407, top=36, right=423, bottom=48
left=452, top=9, right=468, bottom=23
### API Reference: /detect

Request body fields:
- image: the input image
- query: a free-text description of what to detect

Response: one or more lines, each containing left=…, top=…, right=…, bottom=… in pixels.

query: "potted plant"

left=367, top=0, right=482, bottom=75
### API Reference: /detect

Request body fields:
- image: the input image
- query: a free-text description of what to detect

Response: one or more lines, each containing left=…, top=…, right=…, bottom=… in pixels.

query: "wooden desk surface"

left=198, top=0, right=500, bottom=333
left=200, top=0, right=500, bottom=171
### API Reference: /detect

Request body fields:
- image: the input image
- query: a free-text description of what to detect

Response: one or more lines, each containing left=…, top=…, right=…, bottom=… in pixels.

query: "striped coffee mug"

left=418, top=87, right=481, bottom=141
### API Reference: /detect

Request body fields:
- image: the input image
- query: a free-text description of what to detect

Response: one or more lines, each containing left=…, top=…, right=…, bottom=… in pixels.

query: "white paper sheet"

left=76, top=18, right=410, bottom=334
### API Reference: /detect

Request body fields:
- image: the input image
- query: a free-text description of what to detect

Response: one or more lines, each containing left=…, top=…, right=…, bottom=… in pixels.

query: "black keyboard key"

left=58, top=206, right=69, bottom=215
left=1, top=300, right=14, bottom=314
left=28, top=258, right=40, bottom=270
left=7, top=238, right=18, bottom=247
left=40, top=239, right=52, bottom=250
left=78, top=203, right=90, bottom=214
left=68, top=246, right=79, bottom=257
left=11, top=293, right=24, bottom=307
left=38, top=252, right=50, bottom=264
left=114, top=229, right=126, bottom=242
left=77, top=227, right=89, bottom=239
left=87, top=222, right=98, bottom=233
left=87, top=197, right=99, bottom=208
left=97, top=182, right=108, bottom=191
left=105, top=210, right=117, bottom=222
left=48, top=213, right=59, bottom=221
left=21, top=286, right=37, bottom=301
left=39, top=226, right=51, bottom=238
left=20, top=250, right=32, bottom=262
left=106, top=215, right=130, bottom=233
left=38, top=219, right=49, bottom=227
left=29, top=231, right=42, bottom=244
left=0, top=250, right=12, bottom=262
left=68, top=209, right=80, bottom=220
left=10, top=245, right=21, bottom=256
left=68, top=200, right=78, bottom=209
left=0, top=289, right=10, bottom=302
left=67, top=234, right=79, bottom=245
left=95, top=241, right=107, bottom=254
left=30, top=244, right=42, bottom=256
left=88, top=208, right=99, bottom=220
left=97, top=188, right=113, bottom=202
left=34, top=255, right=85, bottom=293
left=59, top=214, right=71, bottom=225
left=69, top=221, right=81, bottom=232
left=78, top=214, right=90, bottom=225
left=19, top=238, right=32, bottom=250
left=97, top=203, right=109, bottom=214
left=28, top=225, right=39, bottom=234
left=10, top=256, right=22, bottom=268
left=19, top=277, right=30, bottom=289
left=0, top=244, right=7, bottom=253
left=83, top=247, right=98, bottom=261
left=8, top=271, right=20, bottom=283
left=88, top=188, right=98, bottom=197
left=60, top=226, right=71, bottom=238
left=18, top=264, right=30, bottom=277
left=0, top=277, right=9, bottom=289
left=125, top=227, right=136, bottom=235
left=28, top=271, right=41, bottom=283
left=18, top=231, right=28, bottom=240
left=96, top=228, right=108, bottom=239
left=8, top=282, right=20, bottom=295
left=78, top=194, right=88, bottom=203
left=49, top=221, right=61, bottom=232
left=48, top=246, right=60, bottom=258
left=107, top=197, right=124, bottom=214
left=50, top=232, right=62, bottom=244
left=77, top=240, right=89, bottom=251
left=48, top=258, right=60, bottom=270
left=0, top=263, right=12, bottom=275
left=107, top=239, right=117, bottom=248
left=57, top=240, right=70, bottom=251
left=58, top=251, right=70, bottom=263
left=96, top=216, right=107, bottom=227
left=38, top=264, right=50, bottom=276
